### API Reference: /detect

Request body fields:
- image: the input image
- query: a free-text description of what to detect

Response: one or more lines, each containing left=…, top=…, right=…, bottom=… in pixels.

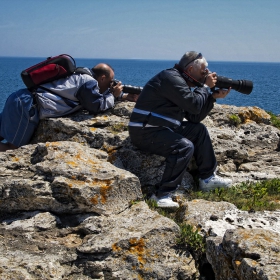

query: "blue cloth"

left=75, top=79, right=114, bottom=114
left=0, top=89, right=39, bottom=147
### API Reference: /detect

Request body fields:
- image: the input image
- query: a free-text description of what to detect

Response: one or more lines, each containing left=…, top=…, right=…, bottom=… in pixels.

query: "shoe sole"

left=154, top=199, right=179, bottom=208
left=157, top=203, right=179, bottom=208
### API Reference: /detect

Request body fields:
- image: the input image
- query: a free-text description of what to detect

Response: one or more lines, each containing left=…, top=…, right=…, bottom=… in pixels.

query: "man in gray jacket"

left=0, top=63, right=138, bottom=152
left=129, top=51, right=232, bottom=208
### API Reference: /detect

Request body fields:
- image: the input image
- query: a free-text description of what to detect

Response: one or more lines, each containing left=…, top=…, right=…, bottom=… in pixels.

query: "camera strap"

left=174, top=64, right=204, bottom=87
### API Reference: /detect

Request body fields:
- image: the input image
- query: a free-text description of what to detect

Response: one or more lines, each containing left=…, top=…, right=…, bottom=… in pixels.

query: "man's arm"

left=185, top=87, right=231, bottom=123
left=117, top=93, right=139, bottom=102
left=185, top=88, right=216, bottom=123
left=76, top=79, right=114, bottom=114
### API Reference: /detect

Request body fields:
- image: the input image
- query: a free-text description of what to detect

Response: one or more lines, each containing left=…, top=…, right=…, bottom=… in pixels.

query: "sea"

left=1, top=56, right=280, bottom=114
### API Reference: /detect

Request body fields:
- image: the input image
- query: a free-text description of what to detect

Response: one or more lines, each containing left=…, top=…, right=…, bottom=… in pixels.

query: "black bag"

left=21, top=54, right=76, bottom=90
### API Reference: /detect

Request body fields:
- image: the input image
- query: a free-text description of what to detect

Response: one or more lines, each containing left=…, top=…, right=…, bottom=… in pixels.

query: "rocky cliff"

left=0, top=102, right=279, bottom=279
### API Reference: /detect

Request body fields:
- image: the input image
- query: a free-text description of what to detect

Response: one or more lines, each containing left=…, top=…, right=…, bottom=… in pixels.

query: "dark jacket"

left=129, top=68, right=216, bottom=129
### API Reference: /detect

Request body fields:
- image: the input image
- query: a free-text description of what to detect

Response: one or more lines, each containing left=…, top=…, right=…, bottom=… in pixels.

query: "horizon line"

left=0, top=55, right=279, bottom=64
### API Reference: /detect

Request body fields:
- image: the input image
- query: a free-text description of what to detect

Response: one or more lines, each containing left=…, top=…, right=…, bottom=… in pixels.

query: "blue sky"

left=0, top=0, right=279, bottom=62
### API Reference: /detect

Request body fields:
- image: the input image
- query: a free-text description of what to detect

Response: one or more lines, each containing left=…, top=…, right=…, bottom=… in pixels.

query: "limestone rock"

left=0, top=141, right=142, bottom=215
left=207, top=229, right=280, bottom=280
left=0, top=202, right=198, bottom=280
left=183, top=199, right=280, bottom=279
left=184, top=199, right=280, bottom=238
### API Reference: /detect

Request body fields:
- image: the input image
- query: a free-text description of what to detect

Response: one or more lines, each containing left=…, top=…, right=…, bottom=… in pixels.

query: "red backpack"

left=21, top=54, right=77, bottom=90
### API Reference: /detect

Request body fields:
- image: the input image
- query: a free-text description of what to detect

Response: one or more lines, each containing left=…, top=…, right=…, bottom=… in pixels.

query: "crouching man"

left=128, top=51, right=232, bottom=208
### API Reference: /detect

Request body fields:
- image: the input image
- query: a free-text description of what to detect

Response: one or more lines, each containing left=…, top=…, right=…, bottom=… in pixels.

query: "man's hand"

left=205, top=72, right=218, bottom=88
left=110, top=81, right=123, bottom=98
left=212, top=87, right=231, bottom=99
left=122, top=93, right=139, bottom=102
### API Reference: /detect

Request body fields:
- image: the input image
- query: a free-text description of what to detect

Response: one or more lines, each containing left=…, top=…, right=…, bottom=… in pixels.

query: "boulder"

left=0, top=141, right=142, bottom=215
left=207, top=228, right=280, bottom=280
left=184, top=199, right=280, bottom=279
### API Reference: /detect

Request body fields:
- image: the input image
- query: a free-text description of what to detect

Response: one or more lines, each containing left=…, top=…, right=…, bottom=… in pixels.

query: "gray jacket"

left=36, top=68, right=114, bottom=119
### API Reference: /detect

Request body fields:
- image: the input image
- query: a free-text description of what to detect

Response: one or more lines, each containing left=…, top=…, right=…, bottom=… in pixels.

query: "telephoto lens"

left=122, top=84, right=143, bottom=95
left=215, top=75, right=253, bottom=95
left=112, top=79, right=143, bottom=95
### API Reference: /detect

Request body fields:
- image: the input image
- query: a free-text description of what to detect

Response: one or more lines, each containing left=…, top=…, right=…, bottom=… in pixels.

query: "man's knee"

left=172, top=138, right=194, bottom=156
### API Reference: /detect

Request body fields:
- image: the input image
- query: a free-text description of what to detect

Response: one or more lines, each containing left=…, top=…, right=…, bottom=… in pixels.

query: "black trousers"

left=129, top=122, right=217, bottom=196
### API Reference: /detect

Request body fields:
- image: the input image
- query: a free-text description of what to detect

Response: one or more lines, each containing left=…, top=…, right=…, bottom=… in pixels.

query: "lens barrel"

left=112, top=79, right=143, bottom=95
left=216, top=76, right=253, bottom=95
left=123, top=85, right=143, bottom=95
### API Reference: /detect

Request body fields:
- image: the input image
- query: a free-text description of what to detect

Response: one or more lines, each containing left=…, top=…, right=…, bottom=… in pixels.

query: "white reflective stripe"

left=133, top=108, right=150, bottom=115
left=132, top=108, right=181, bottom=126
left=128, top=122, right=158, bottom=127
left=150, top=112, right=181, bottom=126
left=128, top=122, right=142, bottom=127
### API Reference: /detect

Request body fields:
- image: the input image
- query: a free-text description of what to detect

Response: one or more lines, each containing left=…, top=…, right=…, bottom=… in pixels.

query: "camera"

left=214, top=75, right=253, bottom=95
left=111, top=79, right=143, bottom=95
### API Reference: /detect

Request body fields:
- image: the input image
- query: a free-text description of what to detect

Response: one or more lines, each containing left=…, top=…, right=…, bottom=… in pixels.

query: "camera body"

left=214, top=75, right=253, bottom=95
left=111, top=79, right=143, bottom=95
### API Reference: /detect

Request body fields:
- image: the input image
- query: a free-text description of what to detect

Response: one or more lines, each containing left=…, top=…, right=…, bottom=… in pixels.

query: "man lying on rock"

left=0, top=63, right=138, bottom=152
left=129, top=51, right=232, bottom=208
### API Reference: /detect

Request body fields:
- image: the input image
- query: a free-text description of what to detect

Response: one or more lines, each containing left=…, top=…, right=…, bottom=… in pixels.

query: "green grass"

left=188, top=178, right=280, bottom=211
left=267, top=111, right=280, bottom=129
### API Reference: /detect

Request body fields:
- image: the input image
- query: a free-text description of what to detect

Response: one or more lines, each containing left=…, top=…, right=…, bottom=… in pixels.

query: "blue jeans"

left=0, top=89, right=39, bottom=147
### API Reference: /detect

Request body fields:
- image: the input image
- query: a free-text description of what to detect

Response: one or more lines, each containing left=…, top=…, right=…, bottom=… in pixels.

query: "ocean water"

left=1, top=57, right=280, bottom=114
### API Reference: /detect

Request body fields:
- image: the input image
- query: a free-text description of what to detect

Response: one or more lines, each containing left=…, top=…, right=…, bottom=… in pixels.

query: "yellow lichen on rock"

left=238, top=106, right=271, bottom=124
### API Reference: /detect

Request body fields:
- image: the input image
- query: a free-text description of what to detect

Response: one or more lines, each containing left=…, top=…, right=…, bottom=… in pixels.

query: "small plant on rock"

left=228, top=114, right=242, bottom=126
left=176, top=223, right=205, bottom=259
left=267, top=111, right=280, bottom=129
left=109, top=123, right=128, bottom=134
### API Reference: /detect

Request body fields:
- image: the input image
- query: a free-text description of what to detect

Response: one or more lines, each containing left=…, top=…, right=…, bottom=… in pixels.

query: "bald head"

left=91, top=63, right=115, bottom=93
left=91, top=63, right=114, bottom=79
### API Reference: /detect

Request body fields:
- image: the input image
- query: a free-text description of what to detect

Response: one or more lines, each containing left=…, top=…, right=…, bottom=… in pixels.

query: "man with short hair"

left=129, top=51, right=232, bottom=208
left=0, top=63, right=138, bottom=152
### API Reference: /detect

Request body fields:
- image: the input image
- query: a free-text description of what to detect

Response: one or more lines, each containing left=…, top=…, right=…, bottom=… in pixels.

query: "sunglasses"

left=184, top=52, right=203, bottom=68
